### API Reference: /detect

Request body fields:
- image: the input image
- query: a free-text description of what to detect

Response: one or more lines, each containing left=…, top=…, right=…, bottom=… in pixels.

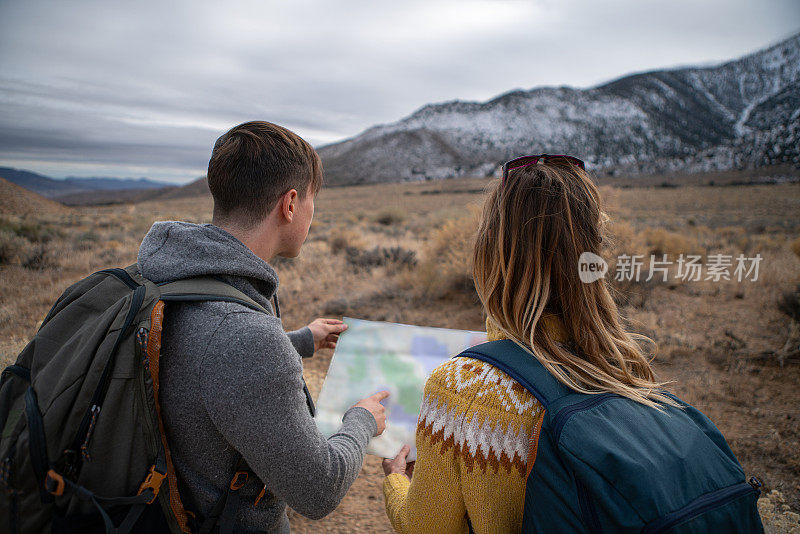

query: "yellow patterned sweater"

left=383, top=319, right=565, bottom=534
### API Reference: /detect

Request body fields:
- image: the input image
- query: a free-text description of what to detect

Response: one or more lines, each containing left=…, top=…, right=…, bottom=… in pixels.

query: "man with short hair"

left=137, top=121, right=388, bottom=532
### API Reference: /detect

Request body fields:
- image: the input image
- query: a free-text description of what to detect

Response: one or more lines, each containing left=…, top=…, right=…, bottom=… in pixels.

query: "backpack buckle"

left=229, top=471, right=248, bottom=491
left=45, top=469, right=65, bottom=496
left=137, top=465, right=167, bottom=504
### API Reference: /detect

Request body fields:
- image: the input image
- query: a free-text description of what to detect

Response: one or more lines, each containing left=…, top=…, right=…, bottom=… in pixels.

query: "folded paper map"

left=314, top=317, right=487, bottom=460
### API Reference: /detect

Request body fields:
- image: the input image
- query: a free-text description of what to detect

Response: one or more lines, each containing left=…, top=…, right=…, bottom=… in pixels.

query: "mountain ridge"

left=319, top=32, right=800, bottom=185
left=0, top=166, right=173, bottom=199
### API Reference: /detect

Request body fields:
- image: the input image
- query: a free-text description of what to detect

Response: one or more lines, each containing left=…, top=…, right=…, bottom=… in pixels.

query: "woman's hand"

left=307, top=318, right=347, bottom=352
left=382, top=445, right=415, bottom=480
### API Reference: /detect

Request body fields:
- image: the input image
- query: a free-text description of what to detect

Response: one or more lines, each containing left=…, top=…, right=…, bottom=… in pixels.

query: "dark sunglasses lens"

left=544, top=155, right=585, bottom=169
left=506, top=156, right=540, bottom=171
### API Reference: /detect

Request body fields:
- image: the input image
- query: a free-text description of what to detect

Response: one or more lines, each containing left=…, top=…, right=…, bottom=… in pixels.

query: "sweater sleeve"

left=383, top=356, right=538, bottom=534
left=287, top=326, right=315, bottom=358
left=382, top=371, right=470, bottom=534
left=198, top=311, right=376, bottom=520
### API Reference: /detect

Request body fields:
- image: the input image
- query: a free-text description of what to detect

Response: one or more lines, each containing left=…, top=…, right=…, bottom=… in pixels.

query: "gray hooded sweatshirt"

left=137, top=221, right=376, bottom=533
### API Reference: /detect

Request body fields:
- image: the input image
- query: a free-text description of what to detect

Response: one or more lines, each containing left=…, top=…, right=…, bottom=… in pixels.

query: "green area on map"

left=314, top=317, right=486, bottom=460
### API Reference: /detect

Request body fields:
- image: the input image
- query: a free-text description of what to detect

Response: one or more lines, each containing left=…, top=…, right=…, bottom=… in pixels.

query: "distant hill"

left=51, top=177, right=210, bottom=206
left=0, top=176, right=67, bottom=215
left=0, top=167, right=173, bottom=199
left=62, top=176, right=173, bottom=191
left=149, top=177, right=210, bottom=201
left=319, top=32, right=800, bottom=185
left=54, top=187, right=174, bottom=206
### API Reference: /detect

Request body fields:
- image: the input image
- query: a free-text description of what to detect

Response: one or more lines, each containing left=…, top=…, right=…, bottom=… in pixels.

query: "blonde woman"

left=381, top=155, right=762, bottom=533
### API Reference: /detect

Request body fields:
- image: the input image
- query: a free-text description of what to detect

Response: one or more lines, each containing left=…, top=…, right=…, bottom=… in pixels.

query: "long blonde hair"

left=473, top=161, right=674, bottom=407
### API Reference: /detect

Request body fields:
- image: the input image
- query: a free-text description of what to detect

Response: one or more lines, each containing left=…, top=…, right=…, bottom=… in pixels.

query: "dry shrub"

left=739, top=234, right=785, bottom=254
left=0, top=229, right=27, bottom=265
left=270, top=256, right=293, bottom=268
left=328, top=227, right=366, bottom=254
left=777, top=286, right=800, bottom=321
left=603, top=221, right=660, bottom=309
left=0, top=218, right=63, bottom=244
left=640, top=228, right=703, bottom=258
left=408, top=207, right=479, bottom=299
left=22, top=244, right=58, bottom=271
left=373, top=208, right=405, bottom=226
left=74, top=230, right=102, bottom=251
left=610, top=276, right=658, bottom=310
left=758, top=491, right=800, bottom=533
left=321, top=298, right=350, bottom=316
left=791, top=236, right=800, bottom=259
left=344, top=246, right=416, bottom=272
left=603, top=220, right=648, bottom=260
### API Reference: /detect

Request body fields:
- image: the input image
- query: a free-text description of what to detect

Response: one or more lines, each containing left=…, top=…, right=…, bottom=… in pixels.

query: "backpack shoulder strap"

left=157, top=278, right=271, bottom=315
left=120, top=264, right=272, bottom=315
left=458, top=339, right=573, bottom=409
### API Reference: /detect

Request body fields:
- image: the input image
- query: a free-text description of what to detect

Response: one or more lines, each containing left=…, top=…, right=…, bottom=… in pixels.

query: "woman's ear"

left=279, top=189, right=299, bottom=223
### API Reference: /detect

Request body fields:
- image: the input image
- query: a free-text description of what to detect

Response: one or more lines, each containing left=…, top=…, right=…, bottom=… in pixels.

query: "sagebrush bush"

left=0, top=219, right=61, bottom=243
left=603, top=220, right=648, bottom=261
left=777, top=286, right=800, bottom=321
left=604, top=221, right=660, bottom=309
left=328, top=228, right=366, bottom=254
left=321, top=298, right=350, bottom=316
left=22, top=243, right=57, bottom=271
left=641, top=228, right=704, bottom=258
left=791, top=236, right=800, bottom=259
left=373, top=208, right=405, bottom=226
left=408, top=208, right=479, bottom=299
left=0, top=229, right=28, bottom=265
left=344, top=246, right=416, bottom=271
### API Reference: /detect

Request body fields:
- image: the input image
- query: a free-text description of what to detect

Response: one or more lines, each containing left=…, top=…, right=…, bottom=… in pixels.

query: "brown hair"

left=473, top=161, right=674, bottom=407
left=207, top=121, right=323, bottom=227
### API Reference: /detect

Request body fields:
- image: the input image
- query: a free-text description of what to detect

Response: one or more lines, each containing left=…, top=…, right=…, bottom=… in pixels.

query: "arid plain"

left=1, top=169, right=799, bottom=532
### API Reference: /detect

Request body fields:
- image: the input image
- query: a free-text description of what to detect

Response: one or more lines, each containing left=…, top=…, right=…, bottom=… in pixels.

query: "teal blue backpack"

left=461, top=340, right=763, bottom=534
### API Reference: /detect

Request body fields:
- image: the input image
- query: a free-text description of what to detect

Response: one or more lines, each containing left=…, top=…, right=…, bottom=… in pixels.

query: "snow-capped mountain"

left=318, top=33, right=800, bottom=185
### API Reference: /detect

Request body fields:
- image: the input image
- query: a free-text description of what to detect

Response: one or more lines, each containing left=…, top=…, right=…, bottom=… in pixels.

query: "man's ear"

left=278, top=189, right=299, bottom=223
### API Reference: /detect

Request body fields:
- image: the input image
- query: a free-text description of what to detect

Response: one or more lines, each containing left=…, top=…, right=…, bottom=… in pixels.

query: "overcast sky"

left=1, top=0, right=798, bottom=184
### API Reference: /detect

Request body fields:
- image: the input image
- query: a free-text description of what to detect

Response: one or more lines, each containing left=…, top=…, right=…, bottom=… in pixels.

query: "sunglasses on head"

left=501, top=154, right=585, bottom=187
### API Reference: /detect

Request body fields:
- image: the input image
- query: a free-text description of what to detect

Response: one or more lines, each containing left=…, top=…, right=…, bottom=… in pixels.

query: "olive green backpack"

left=0, top=265, right=272, bottom=534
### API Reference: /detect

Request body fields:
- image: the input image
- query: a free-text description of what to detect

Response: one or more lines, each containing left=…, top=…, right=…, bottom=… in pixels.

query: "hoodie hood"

left=137, top=221, right=279, bottom=308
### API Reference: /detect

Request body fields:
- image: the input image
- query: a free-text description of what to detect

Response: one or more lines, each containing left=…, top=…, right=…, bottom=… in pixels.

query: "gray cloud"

left=0, top=0, right=798, bottom=183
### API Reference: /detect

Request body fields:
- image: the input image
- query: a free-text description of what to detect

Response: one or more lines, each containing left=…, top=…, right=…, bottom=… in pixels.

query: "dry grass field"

left=1, top=172, right=799, bottom=532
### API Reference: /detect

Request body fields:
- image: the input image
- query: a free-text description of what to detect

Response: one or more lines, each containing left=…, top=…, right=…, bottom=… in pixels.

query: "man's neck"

left=215, top=219, right=282, bottom=264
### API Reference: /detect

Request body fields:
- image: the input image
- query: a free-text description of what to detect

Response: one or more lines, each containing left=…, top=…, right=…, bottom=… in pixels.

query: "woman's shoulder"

left=426, top=356, right=543, bottom=417
left=418, top=356, right=544, bottom=479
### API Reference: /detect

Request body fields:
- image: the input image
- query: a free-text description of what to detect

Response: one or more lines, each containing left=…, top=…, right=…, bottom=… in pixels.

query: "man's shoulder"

left=167, top=299, right=282, bottom=342
left=166, top=299, right=300, bottom=378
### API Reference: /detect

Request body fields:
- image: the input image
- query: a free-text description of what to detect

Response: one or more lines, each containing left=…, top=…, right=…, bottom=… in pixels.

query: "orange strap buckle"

left=229, top=471, right=248, bottom=491
left=45, top=469, right=65, bottom=496
left=138, top=465, right=167, bottom=504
